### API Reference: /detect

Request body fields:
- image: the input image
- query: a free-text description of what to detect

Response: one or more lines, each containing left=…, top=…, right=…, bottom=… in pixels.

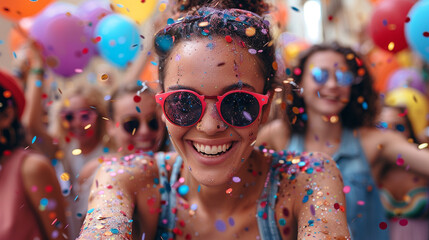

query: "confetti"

left=343, top=185, right=351, bottom=194
left=72, top=149, right=82, bottom=155
left=379, top=222, right=388, bottom=230
left=418, top=143, right=428, bottom=149
left=60, top=173, right=70, bottom=181
left=215, top=220, right=226, bottom=232
left=291, top=6, right=300, bottom=12
left=32, top=136, right=37, bottom=144
left=388, top=42, right=395, bottom=51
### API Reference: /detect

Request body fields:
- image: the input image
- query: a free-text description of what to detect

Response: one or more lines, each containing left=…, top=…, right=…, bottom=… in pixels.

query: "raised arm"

left=22, top=153, right=68, bottom=240
left=279, top=152, right=350, bottom=239
left=77, top=154, right=161, bottom=239
left=377, top=129, right=429, bottom=176
left=20, top=42, right=58, bottom=160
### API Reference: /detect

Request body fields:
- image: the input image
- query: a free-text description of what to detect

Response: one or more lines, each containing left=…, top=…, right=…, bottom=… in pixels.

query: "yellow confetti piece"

left=198, top=21, right=209, bottom=27
left=330, top=115, right=339, bottom=123
left=60, top=173, right=70, bottom=181
left=388, top=42, right=395, bottom=51
left=101, top=74, right=109, bottom=81
left=245, top=27, right=256, bottom=37
left=418, top=143, right=428, bottom=149
left=84, top=124, right=91, bottom=130
left=159, top=3, right=166, bottom=12
left=72, top=149, right=82, bottom=155
left=346, top=53, right=355, bottom=60
left=55, top=150, right=64, bottom=159
left=102, top=117, right=110, bottom=121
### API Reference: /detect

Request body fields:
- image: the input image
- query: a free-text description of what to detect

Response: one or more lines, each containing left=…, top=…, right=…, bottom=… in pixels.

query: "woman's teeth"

left=193, top=142, right=232, bottom=155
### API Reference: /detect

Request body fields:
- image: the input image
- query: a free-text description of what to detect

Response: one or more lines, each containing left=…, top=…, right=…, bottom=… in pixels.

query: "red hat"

left=0, top=70, right=26, bottom=120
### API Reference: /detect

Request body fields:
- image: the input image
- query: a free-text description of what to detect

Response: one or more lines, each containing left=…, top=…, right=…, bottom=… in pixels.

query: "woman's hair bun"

left=176, top=0, right=270, bottom=16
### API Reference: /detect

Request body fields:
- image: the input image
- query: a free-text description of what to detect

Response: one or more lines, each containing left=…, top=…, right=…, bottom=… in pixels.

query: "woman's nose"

left=195, top=101, right=228, bottom=135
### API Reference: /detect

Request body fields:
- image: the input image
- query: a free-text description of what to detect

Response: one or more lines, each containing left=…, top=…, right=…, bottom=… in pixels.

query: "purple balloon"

left=387, top=68, right=426, bottom=94
left=77, top=0, right=112, bottom=55
left=29, top=2, right=77, bottom=41
left=41, top=14, right=94, bottom=77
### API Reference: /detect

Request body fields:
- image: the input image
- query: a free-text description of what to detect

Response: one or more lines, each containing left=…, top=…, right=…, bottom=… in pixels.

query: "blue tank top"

left=288, top=129, right=389, bottom=240
left=154, top=151, right=283, bottom=240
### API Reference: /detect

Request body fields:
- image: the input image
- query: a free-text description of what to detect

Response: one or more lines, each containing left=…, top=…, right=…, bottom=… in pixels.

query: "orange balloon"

left=8, top=28, right=27, bottom=53
left=138, top=55, right=160, bottom=91
left=366, top=48, right=400, bottom=93
left=0, top=0, right=54, bottom=21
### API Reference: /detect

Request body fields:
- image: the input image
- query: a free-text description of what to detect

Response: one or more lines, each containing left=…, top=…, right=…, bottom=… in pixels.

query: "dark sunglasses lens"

left=220, top=92, right=260, bottom=127
left=312, top=68, right=329, bottom=85
left=123, top=119, right=140, bottom=134
left=65, top=113, right=74, bottom=122
left=336, top=71, right=354, bottom=86
left=164, top=91, right=202, bottom=127
left=148, top=117, right=159, bottom=131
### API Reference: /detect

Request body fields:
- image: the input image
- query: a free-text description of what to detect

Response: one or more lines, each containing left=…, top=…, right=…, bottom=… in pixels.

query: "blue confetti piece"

left=279, top=218, right=286, bottom=226
left=40, top=198, right=48, bottom=206
left=35, top=80, right=42, bottom=88
left=155, top=35, right=174, bottom=52
left=32, top=136, right=37, bottom=144
left=167, top=18, right=174, bottom=25
left=197, top=185, right=201, bottom=192
left=215, top=220, right=227, bottom=232
left=136, top=106, right=141, bottom=113
left=317, top=91, right=320, bottom=98
left=362, top=101, right=368, bottom=110
left=302, top=195, right=309, bottom=203
left=111, top=229, right=119, bottom=234
left=103, top=147, right=109, bottom=153
left=74, top=195, right=79, bottom=201
left=285, top=68, right=291, bottom=75
left=0, top=40, right=4, bottom=44
left=382, top=19, right=388, bottom=26
left=291, top=6, right=300, bottom=12
left=150, top=61, right=157, bottom=66
left=137, top=80, right=143, bottom=86
left=87, top=208, right=95, bottom=214
left=228, top=217, right=235, bottom=226
left=178, top=185, right=189, bottom=195
left=13, top=52, right=17, bottom=59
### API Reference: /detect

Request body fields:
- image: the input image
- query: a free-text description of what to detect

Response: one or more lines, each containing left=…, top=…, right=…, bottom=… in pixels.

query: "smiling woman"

left=77, top=1, right=351, bottom=239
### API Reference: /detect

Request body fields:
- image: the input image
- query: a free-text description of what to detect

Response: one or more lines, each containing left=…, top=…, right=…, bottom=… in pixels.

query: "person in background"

left=257, top=42, right=429, bottom=240
left=77, top=0, right=350, bottom=239
left=375, top=87, right=429, bottom=240
left=0, top=69, right=68, bottom=240
left=76, top=81, right=173, bottom=223
left=19, top=43, right=112, bottom=239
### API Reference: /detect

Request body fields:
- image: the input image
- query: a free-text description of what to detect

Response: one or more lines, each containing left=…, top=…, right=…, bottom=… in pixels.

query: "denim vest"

left=288, top=128, right=389, bottom=240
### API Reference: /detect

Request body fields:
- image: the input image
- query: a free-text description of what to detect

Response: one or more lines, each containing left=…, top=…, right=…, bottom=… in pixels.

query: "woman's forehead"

left=163, top=37, right=265, bottom=92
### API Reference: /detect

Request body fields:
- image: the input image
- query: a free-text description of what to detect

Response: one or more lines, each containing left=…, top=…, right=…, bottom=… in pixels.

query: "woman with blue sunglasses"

left=77, top=1, right=350, bottom=239
left=257, top=43, right=429, bottom=240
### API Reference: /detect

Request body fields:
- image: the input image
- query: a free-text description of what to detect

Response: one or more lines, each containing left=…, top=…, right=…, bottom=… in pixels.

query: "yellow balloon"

left=110, top=0, right=157, bottom=24
left=385, top=87, right=428, bottom=136
left=395, top=50, right=413, bottom=68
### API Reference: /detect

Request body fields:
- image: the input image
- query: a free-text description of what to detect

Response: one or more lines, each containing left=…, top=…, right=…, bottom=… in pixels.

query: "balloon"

left=369, top=0, right=414, bottom=53
left=40, top=14, right=94, bottom=77
left=110, top=0, right=157, bottom=24
left=0, top=0, right=54, bottom=21
left=77, top=0, right=113, bottom=54
left=387, top=68, right=426, bottom=94
left=29, top=2, right=77, bottom=42
left=8, top=17, right=34, bottom=52
left=95, top=14, right=141, bottom=68
left=405, top=0, right=429, bottom=62
left=367, top=48, right=400, bottom=92
left=384, top=87, right=428, bottom=136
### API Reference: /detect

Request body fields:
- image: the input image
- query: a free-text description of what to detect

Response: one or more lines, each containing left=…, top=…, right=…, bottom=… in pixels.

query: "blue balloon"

left=95, top=14, right=140, bottom=68
left=405, top=1, right=429, bottom=62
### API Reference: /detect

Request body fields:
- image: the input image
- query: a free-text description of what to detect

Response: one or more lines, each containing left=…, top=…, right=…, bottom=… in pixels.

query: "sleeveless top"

left=0, top=149, right=45, bottom=240
left=154, top=151, right=287, bottom=240
left=380, top=187, right=429, bottom=218
left=288, top=128, right=389, bottom=240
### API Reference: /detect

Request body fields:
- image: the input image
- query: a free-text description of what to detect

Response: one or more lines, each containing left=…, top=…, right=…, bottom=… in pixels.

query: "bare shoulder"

left=257, top=119, right=290, bottom=150
left=22, top=152, right=54, bottom=178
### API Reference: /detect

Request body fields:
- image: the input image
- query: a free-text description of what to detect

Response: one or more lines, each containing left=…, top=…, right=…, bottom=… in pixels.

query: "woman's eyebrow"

left=221, top=82, right=256, bottom=93
left=167, top=85, right=199, bottom=92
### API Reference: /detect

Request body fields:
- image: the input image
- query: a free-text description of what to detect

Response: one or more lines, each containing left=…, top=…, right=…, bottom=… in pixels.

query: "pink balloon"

left=40, top=14, right=94, bottom=77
